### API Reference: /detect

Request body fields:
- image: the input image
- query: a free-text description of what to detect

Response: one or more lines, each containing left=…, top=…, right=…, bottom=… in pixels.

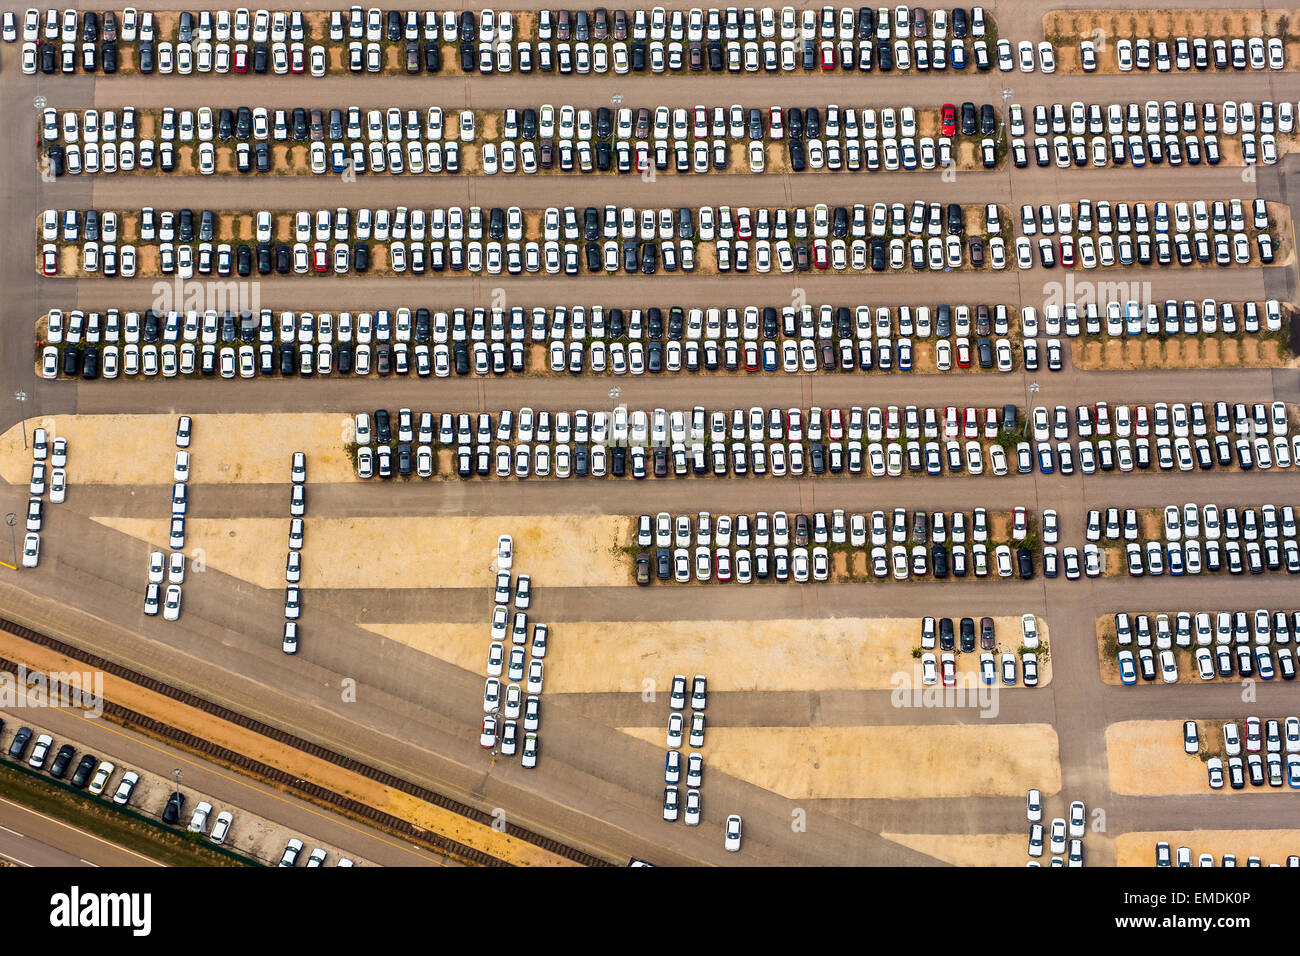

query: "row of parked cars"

left=1095, top=34, right=1287, bottom=73
left=1116, top=608, right=1300, bottom=685
left=39, top=295, right=1287, bottom=382
left=1200, top=719, right=1300, bottom=790
left=46, top=202, right=1010, bottom=278
left=1025, top=795, right=1086, bottom=866
left=480, top=536, right=539, bottom=768
left=22, top=429, right=68, bottom=568
left=662, top=675, right=724, bottom=838
left=3, top=719, right=140, bottom=805
left=49, top=102, right=990, bottom=150
left=41, top=298, right=1284, bottom=352
left=1120, top=535, right=1300, bottom=581
left=347, top=400, right=1300, bottom=482
left=633, top=509, right=1037, bottom=583
left=45, top=102, right=1002, bottom=178
left=143, top=417, right=193, bottom=620
left=1008, top=99, right=1297, bottom=170
left=1156, top=842, right=1296, bottom=867
left=282, top=452, right=307, bottom=654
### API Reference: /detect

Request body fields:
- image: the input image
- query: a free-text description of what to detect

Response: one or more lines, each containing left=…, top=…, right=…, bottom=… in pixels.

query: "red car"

left=956, top=339, right=972, bottom=368
left=233, top=46, right=248, bottom=72
left=290, top=44, right=304, bottom=73
left=312, top=244, right=328, bottom=273
left=941, top=103, right=957, bottom=137
left=812, top=242, right=829, bottom=269
left=1059, top=235, right=1075, bottom=268
left=819, top=40, right=835, bottom=70
left=744, top=342, right=758, bottom=371
left=41, top=245, right=58, bottom=276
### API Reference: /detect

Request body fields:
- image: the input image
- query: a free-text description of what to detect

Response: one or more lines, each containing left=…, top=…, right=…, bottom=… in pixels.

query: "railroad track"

left=0, top=615, right=612, bottom=868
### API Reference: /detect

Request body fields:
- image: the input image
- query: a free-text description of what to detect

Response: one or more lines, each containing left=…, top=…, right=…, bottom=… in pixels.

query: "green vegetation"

left=0, top=761, right=252, bottom=867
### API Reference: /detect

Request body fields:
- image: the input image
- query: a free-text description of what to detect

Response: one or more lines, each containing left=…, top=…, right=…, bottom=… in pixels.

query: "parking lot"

left=3, top=0, right=1300, bottom=871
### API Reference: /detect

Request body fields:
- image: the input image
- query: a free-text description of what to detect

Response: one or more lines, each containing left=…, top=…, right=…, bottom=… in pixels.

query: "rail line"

left=0, top=615, right=612, bottom=868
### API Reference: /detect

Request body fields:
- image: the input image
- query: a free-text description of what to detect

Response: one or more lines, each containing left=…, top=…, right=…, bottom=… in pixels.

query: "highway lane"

left=0, top=796, right=160, bottom=867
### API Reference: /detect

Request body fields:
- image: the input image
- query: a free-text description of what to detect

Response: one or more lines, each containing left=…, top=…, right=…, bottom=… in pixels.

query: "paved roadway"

left=1, top=0, right=1299, bottom=866
left=0, top=795, right=159, bottom=866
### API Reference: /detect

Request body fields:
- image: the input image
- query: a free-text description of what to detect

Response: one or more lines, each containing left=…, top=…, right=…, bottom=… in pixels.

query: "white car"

left=187, top=801, right=212, bottom=833
left=724, top=813, right=742, bottom=851
left=21, top=533, right=40, bottom=568
left=1026, top=788, right=1042, bottom=822
left=209, top=811, right=234, bottom=844
left=496, top=534, right=513, bottom=570
left=163, top=584, right=183, bottom=621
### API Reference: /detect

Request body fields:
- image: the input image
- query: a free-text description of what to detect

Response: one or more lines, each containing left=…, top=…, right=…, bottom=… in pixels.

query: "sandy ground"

left=90, top=515, right=632, bottom=590
left=618, top=725, right=1061, bottom=798
left=370, top=614, right=1051, bottom=694
left=0, top=414, right=357, bottom=486
left=0, top=629, right=567, bottom=866
left=1072, top=336, right=1289, bottom=371
left=1115, top=830, right=1300, bottom=867
left=1106, top=720, right=1210, bottom=795
left=882, top=831, right=1035, bottom=866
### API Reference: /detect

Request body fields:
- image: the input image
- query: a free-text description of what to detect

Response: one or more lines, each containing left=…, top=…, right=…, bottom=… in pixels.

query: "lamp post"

left=609, top=386, right=621, bottom=443
left=999, top=88, right=1014, bottom=144
left=4, top=514, right=16, bottom=568
left=14, top=392, right=27, bottom=450
left=1021, top=381, right=1040, bottom=436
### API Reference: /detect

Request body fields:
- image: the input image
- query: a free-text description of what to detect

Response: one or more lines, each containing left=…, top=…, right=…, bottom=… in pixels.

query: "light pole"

left=14, top=392, right=27, bottom=450
left=4, top=514, right=16, bottom=568
left=609, top=386, right=621, bottom=444
left=172, top=767, right=182, bottom=793
left=1022, top=382, right=1039, bottom=436
left=999, top=88, right=1014, bottom=144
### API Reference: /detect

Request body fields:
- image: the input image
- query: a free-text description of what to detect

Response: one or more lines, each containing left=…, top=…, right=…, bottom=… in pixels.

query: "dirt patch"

left=882, top=831, right=1035, bottom=866
left=618, top=725, right=1061, bottom=798
left=0, top=414, right=358, bottom=487
left=89, top=515, right=632, bottom=590
left=1106, top=720, right=1210, bottom=794
left=371, top=615, right=1049, bottom=693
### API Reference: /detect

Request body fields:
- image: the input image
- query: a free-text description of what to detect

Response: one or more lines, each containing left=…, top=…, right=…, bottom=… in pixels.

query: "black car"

left=635, top=551, right=651, bottom=586
left=162, top=791, right=185, bottom=825
left=980, top=103, right=996, bottom=135
left=980, top=617, right=996, bottom=650
left=102, top=41, right=118, bottom=73
left=960, top=101, right=977, bottom=135
left=70, top=754, right=98, bottom=788
left=7, top=727, right=33, bottom=760
left=49, top=744, right=75, bottom=779
left=1016, top=547, right=1035, bottom=579
left=939, top=618, right=955, bottom=651
left=959, top=617, right=976, bottom=653
left=656, top=548, right=671, bottom=581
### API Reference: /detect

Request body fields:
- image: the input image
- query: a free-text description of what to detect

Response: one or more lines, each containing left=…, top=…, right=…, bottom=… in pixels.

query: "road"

left=0, top=0, right=1298, bottom=866
left=0, top=796, right=159, bottom=867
